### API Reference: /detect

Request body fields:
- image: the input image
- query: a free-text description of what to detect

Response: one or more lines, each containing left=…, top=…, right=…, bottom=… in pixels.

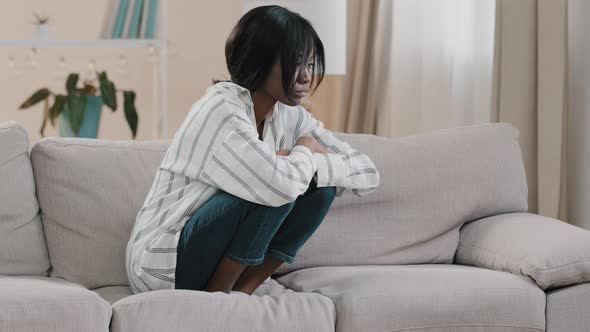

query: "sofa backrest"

left=0, top=121, right=51, bottom=276
left=275, top=122, right=528, bottom=274
left=30, top=122, right=528, bottom=289
left=30, top=138, right=169, bottom=289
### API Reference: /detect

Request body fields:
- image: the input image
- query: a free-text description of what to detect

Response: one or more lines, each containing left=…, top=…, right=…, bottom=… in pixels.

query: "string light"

left=7, top=55, right=19, bottom=80
left=26, top=48, right=39, bottom=69
left=54, top=56, right=67, bottom=80
left=85, top=58, right=98, bottom=82
left=118, top=54, right=128, bottom=78
left=147, top=45, right=157, bottom=63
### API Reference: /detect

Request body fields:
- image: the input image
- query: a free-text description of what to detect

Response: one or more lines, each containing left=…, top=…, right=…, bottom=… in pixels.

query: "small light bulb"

left=118, top=54, right=128, bottom=78
left=54, top=56, right=67, bottom=80
left=88, top=58, right=96, bottom=71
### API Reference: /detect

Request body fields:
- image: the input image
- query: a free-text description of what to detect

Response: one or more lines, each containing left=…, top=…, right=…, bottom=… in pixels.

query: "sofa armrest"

left=454, top=212, right=590, bottom=291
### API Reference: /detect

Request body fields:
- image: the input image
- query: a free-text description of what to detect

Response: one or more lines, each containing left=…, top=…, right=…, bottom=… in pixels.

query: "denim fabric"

left=175, top=178, right=337, bottom=291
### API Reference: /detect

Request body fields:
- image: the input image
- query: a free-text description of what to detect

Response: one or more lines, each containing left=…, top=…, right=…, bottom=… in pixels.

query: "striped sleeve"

left=296, top=106, right=380, bottom=198
left=199, top=110, right=319, bottom=207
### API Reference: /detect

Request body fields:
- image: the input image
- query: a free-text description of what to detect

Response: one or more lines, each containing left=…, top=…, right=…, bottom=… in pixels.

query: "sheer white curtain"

left=374, top=0, right=496, bottom=137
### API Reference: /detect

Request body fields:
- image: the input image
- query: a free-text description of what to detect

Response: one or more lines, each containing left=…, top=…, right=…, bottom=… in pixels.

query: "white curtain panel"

left=376, top=0, right=496, bottom=137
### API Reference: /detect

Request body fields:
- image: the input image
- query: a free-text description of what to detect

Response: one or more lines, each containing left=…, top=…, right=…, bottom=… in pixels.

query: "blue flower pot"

left=57, top=95, right=103, bottom=138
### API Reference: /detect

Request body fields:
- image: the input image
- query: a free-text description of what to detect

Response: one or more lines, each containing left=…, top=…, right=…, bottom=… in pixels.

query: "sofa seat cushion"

left=92, top=285, right=134, bottom=305
left=0, top=276, right=112, bottom=332
left=546, top=282, right=590, bottom=332
left=275, top=264, right=545, bottom=332
left=110, top=278, right=335, bottom=332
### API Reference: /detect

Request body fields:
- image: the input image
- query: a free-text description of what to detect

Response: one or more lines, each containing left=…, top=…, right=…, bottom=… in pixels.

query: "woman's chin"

left=282, top=96, right=305, bottom=106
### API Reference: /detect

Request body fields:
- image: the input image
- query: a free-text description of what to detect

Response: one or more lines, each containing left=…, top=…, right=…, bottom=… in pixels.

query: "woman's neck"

left=250, top=89, right=277, bottom=126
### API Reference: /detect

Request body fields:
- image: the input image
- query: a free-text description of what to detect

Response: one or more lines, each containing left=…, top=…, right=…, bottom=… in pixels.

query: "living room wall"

left=0, top=1, right=341, bottom=143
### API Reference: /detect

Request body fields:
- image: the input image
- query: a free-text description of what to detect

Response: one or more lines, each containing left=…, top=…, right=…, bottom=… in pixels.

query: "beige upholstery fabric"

left=29, top=123, right=528, bottom=289
left=0, top=121, right=50, bottom=276
left=110, top=278, right=335, bottom=332
left=275, top=264, right=545, bottom=332
left=454, top=212, right=590, bottom=290
left=276, top=122, right=528, bottom=274
left=91, top=285, right=134, bottom=305
left=30, top=138, right=169, bottom=289
left=92, top=277, right=282, bottom=305
left=0, top=275, right=111, bottom=332
left=546, top=282, right=590, bottom=332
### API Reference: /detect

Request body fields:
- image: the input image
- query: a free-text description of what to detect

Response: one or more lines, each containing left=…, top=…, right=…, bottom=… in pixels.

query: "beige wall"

left=0, top=1, right=340, bottom=144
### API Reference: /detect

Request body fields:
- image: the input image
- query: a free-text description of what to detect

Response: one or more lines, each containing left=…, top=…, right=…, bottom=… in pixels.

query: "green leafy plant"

left=31, top=12, right=50, bottom=25
left=18, top=71, right=139, bottom=139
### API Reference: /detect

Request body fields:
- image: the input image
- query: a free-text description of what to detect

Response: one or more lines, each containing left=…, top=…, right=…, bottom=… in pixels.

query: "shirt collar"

left=207, top=81, right=280, bottom=126
left=207, top=81, right=254, bottom=107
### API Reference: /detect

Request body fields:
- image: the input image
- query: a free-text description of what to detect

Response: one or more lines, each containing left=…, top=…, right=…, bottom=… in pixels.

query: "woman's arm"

left=294, top=106, right=380, bottom=197
left=198, top=112, right=320, bottom=207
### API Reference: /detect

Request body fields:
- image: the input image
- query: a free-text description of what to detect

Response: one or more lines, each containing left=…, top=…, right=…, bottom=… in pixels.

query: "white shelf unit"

left=0, top=39, right=164, bottom=48
left=0, top=0, right=170, bottom=140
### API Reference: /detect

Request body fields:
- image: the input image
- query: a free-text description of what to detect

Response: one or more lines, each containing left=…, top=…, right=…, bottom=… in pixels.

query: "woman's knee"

left=313, top=186, right=337, bottom=205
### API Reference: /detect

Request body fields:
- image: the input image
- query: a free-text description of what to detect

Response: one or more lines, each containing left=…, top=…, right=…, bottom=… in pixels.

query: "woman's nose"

left=298, top=65, right=311, bottom=84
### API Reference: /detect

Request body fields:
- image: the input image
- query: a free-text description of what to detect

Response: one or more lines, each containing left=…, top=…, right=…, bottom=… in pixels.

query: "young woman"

left=126, top=5, right=380, bottom=296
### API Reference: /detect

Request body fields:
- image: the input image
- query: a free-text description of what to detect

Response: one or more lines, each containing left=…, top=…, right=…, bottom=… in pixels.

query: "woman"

left=125, top=5, right=380, bottom=296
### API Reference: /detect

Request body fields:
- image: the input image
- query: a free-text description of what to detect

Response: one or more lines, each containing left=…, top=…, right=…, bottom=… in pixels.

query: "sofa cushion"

left=546, top=282, right=590, bottom=332
left=275, top=264, right=545, bottom=332
left=454, top=212, right=590, bottom=290
left=0, top=275, right=111, bottom=332
left=0, top=121, right=50, bottom=276
left=276, top=122, right=528, bottom=274
left=110, top=278, right=335, bottom=332
left=92, top=285, right=134, bottom=305
left=30, top=137, right=169, bottom=289
left=92, top=277, right=274, bottom=305
left=29, top=123, right=527, bottom=288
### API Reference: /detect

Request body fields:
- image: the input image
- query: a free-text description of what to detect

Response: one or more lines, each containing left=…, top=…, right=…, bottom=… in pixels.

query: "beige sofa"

left=2, top=119, right=590, bottom=332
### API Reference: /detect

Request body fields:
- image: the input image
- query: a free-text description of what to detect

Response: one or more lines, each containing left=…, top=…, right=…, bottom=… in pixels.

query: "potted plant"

left=31, top=12, right=50, bottom=40
left=18, top=71, right=138, bottom=139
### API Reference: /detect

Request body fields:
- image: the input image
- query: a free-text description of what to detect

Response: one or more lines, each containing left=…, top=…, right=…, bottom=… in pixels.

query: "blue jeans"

left=175, top=178, right=337, bottom=291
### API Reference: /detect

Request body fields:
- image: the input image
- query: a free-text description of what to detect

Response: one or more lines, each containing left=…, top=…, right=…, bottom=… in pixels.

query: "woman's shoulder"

left=200, top=82, right=252, bottom=111
left=189, top=83, right=250, bottom=115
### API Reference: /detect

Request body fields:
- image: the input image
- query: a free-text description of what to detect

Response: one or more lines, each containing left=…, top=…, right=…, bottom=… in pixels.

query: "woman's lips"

left=293, top=90, right=309, bottom=98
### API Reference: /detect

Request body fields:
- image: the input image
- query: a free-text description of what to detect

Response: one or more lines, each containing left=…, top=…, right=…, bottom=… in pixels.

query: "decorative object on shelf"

left=143, top=0, right=159, bottom=38
left=106, top=0, right=158, bottom=39
left=126, top=0, right=144, bottom=38
left=31, top=12, right=50, bottom=40
left=18, top=70, right=139, bottom=139
left=1, top=0, right=167, bottom=139
left=111, top=0, right=130, bottom=38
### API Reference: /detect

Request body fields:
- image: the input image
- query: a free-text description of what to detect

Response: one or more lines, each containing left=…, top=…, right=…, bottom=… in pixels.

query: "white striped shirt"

left=125, top=81, right=380, bottom=294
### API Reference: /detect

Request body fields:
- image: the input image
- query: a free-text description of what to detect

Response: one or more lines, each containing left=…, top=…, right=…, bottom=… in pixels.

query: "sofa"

left=2, top=119, right=590, bottom=332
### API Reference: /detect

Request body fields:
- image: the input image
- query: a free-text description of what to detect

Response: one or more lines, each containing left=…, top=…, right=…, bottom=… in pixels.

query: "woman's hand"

left=314, top=145, right=328, bottom=154
left=276, top=136, right=328, bottom=156
left=295, top=136, right=328, bottom=154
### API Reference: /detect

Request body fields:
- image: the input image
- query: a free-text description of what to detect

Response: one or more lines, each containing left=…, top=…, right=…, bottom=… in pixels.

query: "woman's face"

left=261, top=56, right=314, bottom=106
